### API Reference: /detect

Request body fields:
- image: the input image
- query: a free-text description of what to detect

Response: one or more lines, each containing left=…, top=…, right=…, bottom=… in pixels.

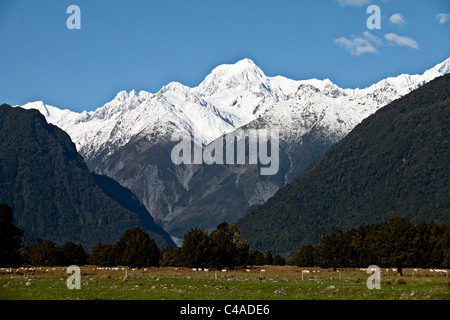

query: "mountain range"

left=19, top=57, right=450, bottom=243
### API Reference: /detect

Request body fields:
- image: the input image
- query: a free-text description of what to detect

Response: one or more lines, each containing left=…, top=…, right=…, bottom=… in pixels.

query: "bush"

left=272, top=254, right=286, bottom=266
left=21, top=240, right=61, bottom=266
left=160, top=246, right=182, bottom=267
left=287, top=245, right=315, bottom=267
left=250, top=250, right=265, bottom=266
left=89, top=243, right=119, bottom=267
left=58, top=242, right=88, bottom=266
left=116, top=228, right=160, bottom=268
left=180, top=227, right=210, bottom=268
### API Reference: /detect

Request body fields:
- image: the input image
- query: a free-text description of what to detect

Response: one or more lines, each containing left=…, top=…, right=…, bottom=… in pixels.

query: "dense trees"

left=272, top=254, right=286, bottom=266
left=160, top=246, right=182, bottom=267
left=58, top=242, right=89, bottom=266
left=264, top=251, right=273, bottom=266
left=0, top=204, right=23, bottom=266
left=116, top=228, right=160, bottom=268
left=88, top=222, right=266, bottom=269
left=208, top=222, right=252, bottom=269
left=166, top=222, right=257, bottom=269
left=1, top=200, right=448, bottom=270
left=21, top=240, right=62, bottom=266
left=89, top=243, right=118, bottom=267
left=250, top=250, right=265, bottom=266
left=89, top=228, right=160, bottom=267
left=0, top=206, right=261, bottom=268
left=87, top=222, right=264, bottom=269
left=287, top=217, right=450, bottom=270
left=180, top=227, right=210, bottom=268
left=20, top=240, right=88, bottom=266
left=286, top=245, right=315, bottom=267
left=0, top=204, right=88, bottom=267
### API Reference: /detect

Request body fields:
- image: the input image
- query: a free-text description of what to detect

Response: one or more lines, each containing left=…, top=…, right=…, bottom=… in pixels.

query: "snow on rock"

left=17, top=57, right=450, bottom=163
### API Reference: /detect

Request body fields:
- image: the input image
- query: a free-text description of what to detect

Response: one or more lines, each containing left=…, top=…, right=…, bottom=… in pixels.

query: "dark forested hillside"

left=92, top=173, right=175, bottom=247
left=237, top=74, right=450, bottom=256
left=0, top=105, right=175, bottom=251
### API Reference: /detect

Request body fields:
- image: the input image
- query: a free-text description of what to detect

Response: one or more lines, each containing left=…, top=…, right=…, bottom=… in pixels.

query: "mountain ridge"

left=20, top=57, right=450, bottom=151
left=237, top=74, right=450, bottom=256
left=0, top=104, right=175, bottom=250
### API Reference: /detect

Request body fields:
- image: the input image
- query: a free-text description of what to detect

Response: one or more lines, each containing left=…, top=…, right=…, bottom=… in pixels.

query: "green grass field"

left=1, top=266, right=448, bottom=300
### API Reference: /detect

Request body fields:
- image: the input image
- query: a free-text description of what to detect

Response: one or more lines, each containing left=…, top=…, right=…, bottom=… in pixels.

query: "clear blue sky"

left=1, top=0, right=449, bottom=112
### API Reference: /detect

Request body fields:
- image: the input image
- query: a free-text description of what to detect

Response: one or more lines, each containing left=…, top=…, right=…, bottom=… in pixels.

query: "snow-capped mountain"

left=22, top=57, right=450, bottom=157
left=18, top=57, right=450, bottom=241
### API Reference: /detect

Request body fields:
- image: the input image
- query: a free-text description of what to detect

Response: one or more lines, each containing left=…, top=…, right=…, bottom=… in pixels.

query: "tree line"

left=157, top=223, right=285, bottom=269
left=0, top=204, right=284, bottom=268
left=286, top=216, right=450, bottom=274
left=1, top=204, right=448, bottom=270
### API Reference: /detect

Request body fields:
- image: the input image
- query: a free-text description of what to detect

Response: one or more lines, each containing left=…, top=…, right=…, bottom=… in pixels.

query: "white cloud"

left=389, top=13, right=406, bottom=26
left=334, top=32, right=381, bottom=56
left=384, top=33, right=419, bottom=50
left=362, top=31, right=383, bottom=46
left=436, top=13, right=450, bottom=25
left=335, top=31, right=421, bottom=56
left=335, top=0, right=371, bottom=7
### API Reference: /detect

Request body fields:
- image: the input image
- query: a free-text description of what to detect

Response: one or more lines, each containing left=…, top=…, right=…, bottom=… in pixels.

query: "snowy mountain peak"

left=129, top=89, right=137, bottom=97
left=210, top=58, right=260, bottom=74
left=197, top=58, right=269, bottom=95
left=159, top=81, right=190, bottom=94
left=114, top=90, right=130, bottom=102
left=434, top=57, right=450, bottom=73
left=237, top=57, right=257, bottom=65
left=111, top=89, right=142, bottom=104
left=21, top=101, right=49, bottom=116
left=20, top=101, right=79, bottom=126
left=363, top=58, right=450, bottom=96
left=426, top=57, right=450, bottom=77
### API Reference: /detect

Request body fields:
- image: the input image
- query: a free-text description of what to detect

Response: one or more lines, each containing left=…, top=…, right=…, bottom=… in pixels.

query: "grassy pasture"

left=0, top=266, right=448, bottom=300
